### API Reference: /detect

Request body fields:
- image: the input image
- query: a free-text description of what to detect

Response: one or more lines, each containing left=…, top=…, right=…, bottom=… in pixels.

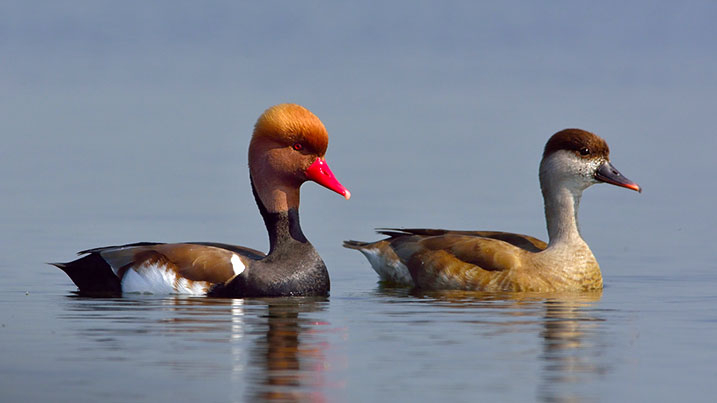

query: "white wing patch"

left=121, top=261, right=209, bottom=295
left=230, top=254, right=245, bottom=276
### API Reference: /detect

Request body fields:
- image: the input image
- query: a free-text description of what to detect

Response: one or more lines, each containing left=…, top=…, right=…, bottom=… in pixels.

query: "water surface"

left=2, top=2, right=717, bottom=402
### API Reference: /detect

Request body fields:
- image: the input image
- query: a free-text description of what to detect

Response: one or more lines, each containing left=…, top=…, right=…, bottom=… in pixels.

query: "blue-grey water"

left=2, top=2, right=717, bottom=402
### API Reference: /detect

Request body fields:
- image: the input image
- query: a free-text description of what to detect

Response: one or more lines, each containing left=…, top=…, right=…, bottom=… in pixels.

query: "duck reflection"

left=245, top=297, right=331, bottom=402
left=537, top=293, right=605, bottom=403
left=61, top=294, right=335, bottom=402
left=401, top=288, right=606, bottom=403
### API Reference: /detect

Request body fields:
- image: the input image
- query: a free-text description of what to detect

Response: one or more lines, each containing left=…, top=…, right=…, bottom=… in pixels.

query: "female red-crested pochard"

left=53, top=103, right=350, bottom=297
left=344, top=129, right=640, bottom=292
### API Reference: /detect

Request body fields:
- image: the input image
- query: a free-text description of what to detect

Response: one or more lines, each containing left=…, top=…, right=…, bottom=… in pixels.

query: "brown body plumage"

left=345, top=129, right=641, bottom=292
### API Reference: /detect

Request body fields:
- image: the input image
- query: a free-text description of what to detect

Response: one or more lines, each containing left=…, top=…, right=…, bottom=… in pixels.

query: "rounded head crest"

left=543, top=129, right=610, bottom=160
left=253, top=103, right=329, bottom=156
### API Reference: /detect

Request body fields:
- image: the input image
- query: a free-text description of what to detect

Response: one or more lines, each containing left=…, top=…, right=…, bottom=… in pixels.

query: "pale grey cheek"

left=566, top=155, right=604, bottom=186
left=543, top=152, right=600, bottom=183
left=586, top=159, right=605, bottom=181
left=569, top=155, right=594, bottom=178
left=580, top=165, right=595, bottom=179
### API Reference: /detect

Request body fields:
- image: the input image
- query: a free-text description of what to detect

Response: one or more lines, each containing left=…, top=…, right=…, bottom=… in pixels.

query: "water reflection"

left=537, top=294, right=606, bottom=403
left=390, top=288, right=606, bottom=402
left=60, top=295, right=335, bottom=402
left=59, top=288, right=608, bottom=402
left=246, top=298, right=331, bottom=402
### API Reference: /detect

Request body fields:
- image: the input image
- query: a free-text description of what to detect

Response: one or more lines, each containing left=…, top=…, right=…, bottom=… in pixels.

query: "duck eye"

left=292, top=143, right=303, bottom=151
left=579, top=147, right=590, bottom=156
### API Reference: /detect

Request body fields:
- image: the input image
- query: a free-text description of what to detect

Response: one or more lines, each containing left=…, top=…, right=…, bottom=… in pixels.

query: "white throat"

left=539, top=151, right=597, bottom=248
left=542, top=183, right=584, bottom=246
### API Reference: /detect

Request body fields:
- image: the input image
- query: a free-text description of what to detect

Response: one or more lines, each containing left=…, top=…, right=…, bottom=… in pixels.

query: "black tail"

left=50, top=253, right=122, bottom=296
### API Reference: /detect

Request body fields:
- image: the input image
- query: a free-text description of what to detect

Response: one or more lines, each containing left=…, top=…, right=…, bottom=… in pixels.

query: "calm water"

left=3, top=2, right=717, bottom=401
left=2, top=99, right=716, bottom=402
left=3, top=258, right=717, bottom=402
left=2, top=149, right=716, bottom=403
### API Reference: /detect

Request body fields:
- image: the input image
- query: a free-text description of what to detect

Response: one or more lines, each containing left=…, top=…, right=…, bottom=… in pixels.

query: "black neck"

left=251, top=177, right=308, bottom=254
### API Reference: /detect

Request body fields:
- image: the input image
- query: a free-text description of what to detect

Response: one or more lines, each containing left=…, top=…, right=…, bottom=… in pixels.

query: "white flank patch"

left=121, top=262, right=207, bottom=295
left=175, top=278, right=209, bottom=295
left=361, top=249, right=414, bottom=286
left=230, top=254, right=245, bottom=276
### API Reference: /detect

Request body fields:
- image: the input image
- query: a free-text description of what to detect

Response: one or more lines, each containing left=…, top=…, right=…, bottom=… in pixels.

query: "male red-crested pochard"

left=344, top=129, right=640, bottom=292
left=53, top=103, right=350, bottom=297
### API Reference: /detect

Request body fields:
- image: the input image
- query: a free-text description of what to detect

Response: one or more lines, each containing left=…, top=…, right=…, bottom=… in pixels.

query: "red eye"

left=293, top=143, right=303, bottom=151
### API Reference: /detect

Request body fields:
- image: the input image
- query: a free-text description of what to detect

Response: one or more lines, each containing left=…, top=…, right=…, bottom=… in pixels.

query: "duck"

left=53, top=103, right=350, bottom=297
left=344, top=129, right=640, bottom=292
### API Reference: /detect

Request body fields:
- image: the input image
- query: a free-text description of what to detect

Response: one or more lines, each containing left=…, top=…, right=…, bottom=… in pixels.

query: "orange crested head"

left=252, top=103, right=329, bottom=156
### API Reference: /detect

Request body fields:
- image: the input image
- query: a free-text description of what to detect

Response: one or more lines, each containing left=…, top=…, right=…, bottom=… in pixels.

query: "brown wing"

left=181, top=242, right=265, bottom=260
left=379, top=228, right=547, bottom=253
left=387, top=231, right=541, bottom=290
left=95, top=243, right=257, bottom=283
